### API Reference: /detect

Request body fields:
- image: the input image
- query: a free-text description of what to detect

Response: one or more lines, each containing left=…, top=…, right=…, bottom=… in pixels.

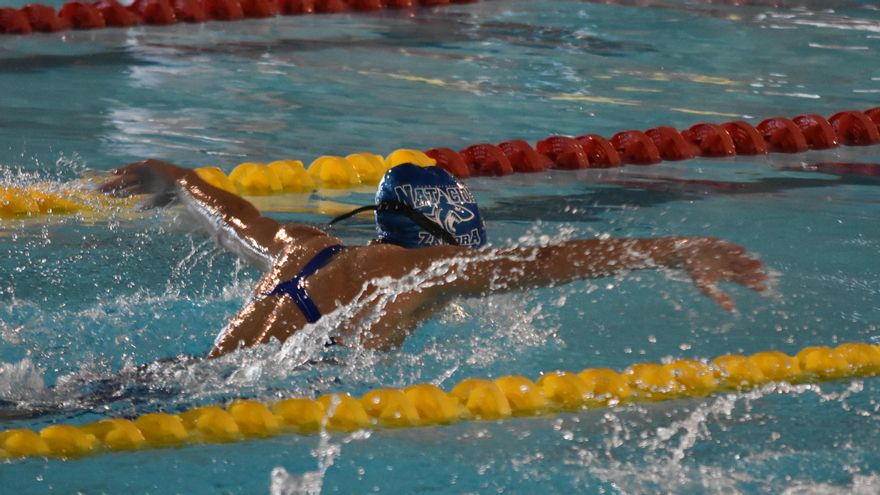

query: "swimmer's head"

left=329, top=164, right=486, bottom=248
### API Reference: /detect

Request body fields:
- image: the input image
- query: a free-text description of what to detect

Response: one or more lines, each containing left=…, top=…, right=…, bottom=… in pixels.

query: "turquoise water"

left=2, top=0, right=880, bottom=492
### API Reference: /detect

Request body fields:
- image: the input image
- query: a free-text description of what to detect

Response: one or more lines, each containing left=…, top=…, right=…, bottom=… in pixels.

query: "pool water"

left=2, top=0, right=880, bottom=492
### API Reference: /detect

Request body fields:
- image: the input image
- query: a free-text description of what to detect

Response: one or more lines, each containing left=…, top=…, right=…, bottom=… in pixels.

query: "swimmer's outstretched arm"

left=101, top=160, right=322, bottom=270
left=416, top=237, right=767, bottom=311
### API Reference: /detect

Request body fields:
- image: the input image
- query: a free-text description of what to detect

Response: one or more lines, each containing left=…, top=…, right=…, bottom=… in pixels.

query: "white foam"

left=0, top=358, right=50, bottom=402
left=782, top=475, right=880, bottom=495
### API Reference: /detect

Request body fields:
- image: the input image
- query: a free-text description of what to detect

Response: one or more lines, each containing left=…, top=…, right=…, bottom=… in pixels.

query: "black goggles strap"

left=328, top=200, right=460, bottom=246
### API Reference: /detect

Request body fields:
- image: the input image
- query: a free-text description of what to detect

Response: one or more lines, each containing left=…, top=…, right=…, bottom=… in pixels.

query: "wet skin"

left=102, top=160, right=768, bottom=358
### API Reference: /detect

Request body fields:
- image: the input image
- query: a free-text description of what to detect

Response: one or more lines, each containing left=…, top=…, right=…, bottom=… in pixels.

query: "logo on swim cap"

left=375, top=164, right=486, bottom=248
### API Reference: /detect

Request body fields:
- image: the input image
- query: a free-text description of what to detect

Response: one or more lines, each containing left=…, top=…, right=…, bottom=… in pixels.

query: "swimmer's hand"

left=99, top=160, right=190, bottom=208
left=652, top=237, right=768, bottom=311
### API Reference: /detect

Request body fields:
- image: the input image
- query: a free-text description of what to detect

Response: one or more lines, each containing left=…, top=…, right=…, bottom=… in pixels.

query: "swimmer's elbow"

left=206, top=345, right=225, bottom=359
left=362, top=327, right=409, bottom=350
left=458, top=243, right=601, bottom=295
left=178, top=192, right=277, bottom=270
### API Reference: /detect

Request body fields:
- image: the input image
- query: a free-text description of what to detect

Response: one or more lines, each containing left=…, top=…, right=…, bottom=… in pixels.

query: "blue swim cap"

left=375, top=164, right=486, bottom=248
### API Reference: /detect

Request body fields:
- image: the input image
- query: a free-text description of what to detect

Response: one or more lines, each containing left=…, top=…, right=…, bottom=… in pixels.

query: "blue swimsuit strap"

left=267, top=244, right=345, bottom=324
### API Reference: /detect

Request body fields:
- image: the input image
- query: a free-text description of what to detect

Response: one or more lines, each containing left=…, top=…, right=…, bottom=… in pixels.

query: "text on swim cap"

left=418, top=228, right=483, bottom=248
left=393, top=184, right=477, bottom=208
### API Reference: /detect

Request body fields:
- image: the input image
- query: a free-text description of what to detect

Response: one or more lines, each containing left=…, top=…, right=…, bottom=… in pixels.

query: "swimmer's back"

left=210, top=239, right=468, bottom=357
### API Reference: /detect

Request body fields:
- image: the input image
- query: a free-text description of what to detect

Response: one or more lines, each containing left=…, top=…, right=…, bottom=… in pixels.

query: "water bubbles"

left=516, top=222, right=578, bottom=248
left=0, top=322, right=24, bottom=345
left=270, top=466, right=324, bottom=495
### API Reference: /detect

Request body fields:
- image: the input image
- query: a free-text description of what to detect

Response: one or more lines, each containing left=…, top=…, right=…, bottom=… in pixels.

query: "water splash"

left=562, top=379, right=876, bottom=493
left=781, top=475, right=880, bottom=495
left=270, top=466, right=324, bottom=495
left=0, top=359, right=51, bottom=404
left=269, top=396, right=372, bottom=495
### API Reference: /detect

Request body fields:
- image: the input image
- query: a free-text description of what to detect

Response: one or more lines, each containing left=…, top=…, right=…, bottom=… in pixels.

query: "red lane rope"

left=425, top=107, right=880, bottom=179
left=0, top=0, right=476, bottom=34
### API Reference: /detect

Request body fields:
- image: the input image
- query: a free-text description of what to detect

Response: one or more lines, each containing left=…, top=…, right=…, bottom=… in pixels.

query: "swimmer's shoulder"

left=277, top=223, right=334, bottom=242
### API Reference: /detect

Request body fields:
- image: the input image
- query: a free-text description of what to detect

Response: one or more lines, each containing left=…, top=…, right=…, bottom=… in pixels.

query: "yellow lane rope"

left=0, top=184, right=136, bottom=219
left=1, top=342, right=878, bottom=460
left=0, top=149, right=435, bottom=220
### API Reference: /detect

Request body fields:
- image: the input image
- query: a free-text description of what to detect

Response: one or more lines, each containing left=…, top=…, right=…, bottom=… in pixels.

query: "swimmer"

left=101, top=160, right=767, bottom=358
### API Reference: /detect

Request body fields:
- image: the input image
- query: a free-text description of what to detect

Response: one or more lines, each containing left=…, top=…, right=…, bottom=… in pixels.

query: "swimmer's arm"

left=421, top=237, right=767, bottom=311
left=101, top=160, right=303, bottom=270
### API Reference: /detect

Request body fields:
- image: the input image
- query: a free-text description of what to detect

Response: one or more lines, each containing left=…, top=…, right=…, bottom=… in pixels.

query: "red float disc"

left=95, top=0, right=141, bottom=27
left=204, top=0, right=245, bottom=20
left=347, top=0, right=384, bottom=10
left=172, top=0, right=207, bottom=22
left=573, top=134, right=621, bottom=168
left=424, top=148, right=470, bottom=178
left=59, top=1, right=106, bottom=29
left=756, top=118, right=809, bottom=153
left=792, top=114, right=838, bottom=149
left=384, top=0, right=413, bottom=7
left=279, top=0, right=315, bottom=14
left=130, top=0, right=176, bottom=24
left=866, top=108, right=880, bottom=127
left=0, top=7, right=33, bottom=33
left=610, top=130, right=662, bottom=165
left=829, top=111, right=880, bottom=146
left=20, top=4, right=69, bottom=32
left=681, top=123, right=736, bottom=157
left=535, top=136, right=590, bottom=169
left=459, top=144, right=514, bottom=176
left=720, top=121, right=767, bottom=155
left=645, top=126, right=697, bottom=161
left=240, top=0, right=279, bottom=17
left=314, top=0, right=346, bottom=13
left=497, top=140, right=551, bottom=173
